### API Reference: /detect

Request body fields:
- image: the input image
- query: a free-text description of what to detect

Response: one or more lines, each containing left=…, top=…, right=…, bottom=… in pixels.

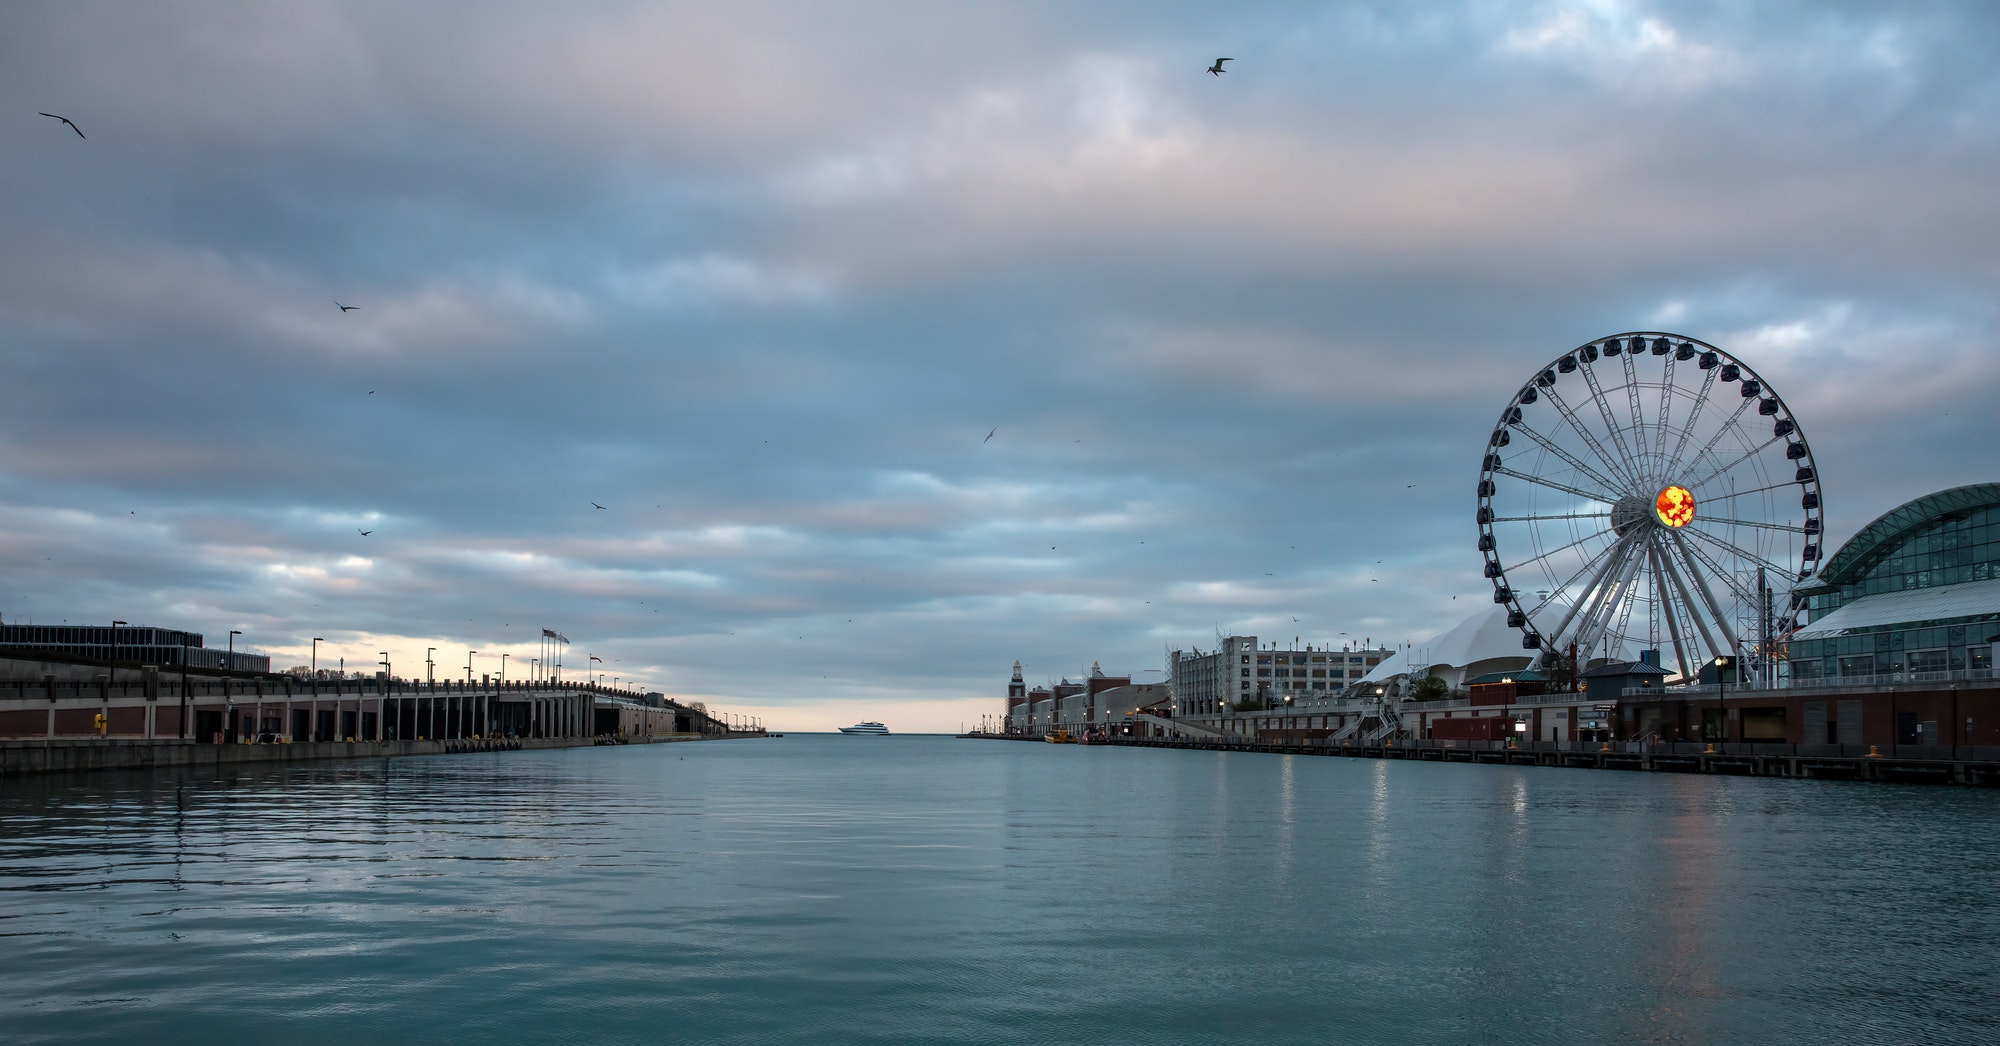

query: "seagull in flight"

left=357, top=528, right=372, bottom=536
left=983, top=427, right=996, bottom=444
left=336, top=301, right=359, bottom=313
left=1207, top=58, right=1232, bottom=76
left=591, top=502, right=607, bottom=510
left=39, top=112, right=85, bottom=138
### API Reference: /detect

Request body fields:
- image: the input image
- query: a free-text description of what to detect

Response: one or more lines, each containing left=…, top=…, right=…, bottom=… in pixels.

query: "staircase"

left=1132, top=714, right=1224, bottom=739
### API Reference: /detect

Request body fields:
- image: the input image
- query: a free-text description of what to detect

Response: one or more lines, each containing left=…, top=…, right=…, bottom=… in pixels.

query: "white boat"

left=838, top=721, right=891, bottom=735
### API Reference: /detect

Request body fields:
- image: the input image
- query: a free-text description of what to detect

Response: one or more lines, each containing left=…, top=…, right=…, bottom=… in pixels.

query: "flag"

left=542, top=628, right=558, bottom=638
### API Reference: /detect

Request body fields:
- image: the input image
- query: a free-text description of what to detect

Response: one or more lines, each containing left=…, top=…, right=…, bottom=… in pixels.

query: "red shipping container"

left=1428, top=716, right=1516, bottom=741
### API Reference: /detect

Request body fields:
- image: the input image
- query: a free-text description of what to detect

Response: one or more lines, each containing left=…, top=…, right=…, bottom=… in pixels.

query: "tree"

left=1409, top=675, right=1450, bottom=702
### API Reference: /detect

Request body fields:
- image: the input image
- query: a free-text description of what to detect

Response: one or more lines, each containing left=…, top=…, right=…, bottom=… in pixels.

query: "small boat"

left=838, top=721, right=891, bottom=735
left=1044, top=729, right=1077, bottom=744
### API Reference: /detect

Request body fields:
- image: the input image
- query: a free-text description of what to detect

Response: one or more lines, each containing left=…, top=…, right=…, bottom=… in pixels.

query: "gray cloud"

left=2, top=1, right=1995, bottom=729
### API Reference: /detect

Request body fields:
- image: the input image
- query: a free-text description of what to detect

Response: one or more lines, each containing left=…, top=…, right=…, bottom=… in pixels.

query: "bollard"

left=1599, top=742, right=1611, bottom=752
left=1867, top=745, right=1881, bottom=758
left=1704, top=743, right=1715, bottom=754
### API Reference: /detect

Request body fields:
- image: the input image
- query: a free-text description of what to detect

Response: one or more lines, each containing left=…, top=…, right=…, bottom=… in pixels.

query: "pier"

left=0, top=654, right=765, bottom=776
left=962, top=732, right=2000, bottom=786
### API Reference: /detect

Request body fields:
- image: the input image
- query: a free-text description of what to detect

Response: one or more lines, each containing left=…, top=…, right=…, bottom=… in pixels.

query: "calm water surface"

left=3, top=736, right=1997, bottom=1044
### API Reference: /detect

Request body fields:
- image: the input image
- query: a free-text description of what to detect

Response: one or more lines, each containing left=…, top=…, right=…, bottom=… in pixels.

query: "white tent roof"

left=1362, top=605, right=1530, bottom=684
left=1360, top=603, right=1637, bottom=685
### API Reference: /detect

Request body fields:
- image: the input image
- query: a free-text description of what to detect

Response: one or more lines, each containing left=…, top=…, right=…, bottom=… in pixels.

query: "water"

left=2, top=736, right=1997, bottom=1045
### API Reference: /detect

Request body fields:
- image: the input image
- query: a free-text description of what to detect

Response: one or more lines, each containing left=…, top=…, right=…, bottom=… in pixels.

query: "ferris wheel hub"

left=1609, top=494, right=1651, bottom=536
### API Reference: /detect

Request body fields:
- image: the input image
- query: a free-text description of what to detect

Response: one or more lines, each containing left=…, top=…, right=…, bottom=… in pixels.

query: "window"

left=1907, top=649, right=1949, bottom=675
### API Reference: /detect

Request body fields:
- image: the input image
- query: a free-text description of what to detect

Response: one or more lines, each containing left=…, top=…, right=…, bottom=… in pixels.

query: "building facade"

left=1170, top=637, right=1389, bottom=716
left=0, top=621, right=269, bottom=674
left=1789, top=482, right=2000, bottom=684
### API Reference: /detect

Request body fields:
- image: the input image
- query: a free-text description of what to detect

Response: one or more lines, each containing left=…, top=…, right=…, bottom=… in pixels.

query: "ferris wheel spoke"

left=1533, top=529, right=1644, bottom=656
left=1698, top=475, right=1808, bottom=505
left=1651, top=349, right=1680, bottom=476
left=1667, top=532, right=1743, bottom=652
left=1617, top=350, right=1651, bottom=478
left=1491, top=466, right=1618, bottom=506
left=1578, top=361, right=1647, bottom=489
left=1647, top=541, right=1696, bottom=681
left=1661, top=366, right=1720, bottom=482
left=1503, top=422, right=1631, bottom=500
left=1543, top=385, right=1646, bottom=492
left=1489, top=511, right=1612, bottom=523
left=1656, top=537, right=1728, bottom=660
left=1690, top=439, right=1788, bottom=498
left=1675, top=535, right=1764, bottom=620
left=1501, top=527, right=1614, bottom=577
left=1681, top=522, right=1797, bottom=583
left=1572, top=539, right=1645, bottom=665
left=1686, top=514, right=1807, bottom=535
left=1667, top=393, right=1756, bottom=482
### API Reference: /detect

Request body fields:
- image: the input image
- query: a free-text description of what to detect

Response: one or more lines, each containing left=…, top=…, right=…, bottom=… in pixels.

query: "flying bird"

left=336, top=301, right=359, bottom=312
left=983, top=427, right=996, bottom=444
left=591, top=502, right=607, bottom=510
left=39, top=112, right=85, bottom=138
left=358, top=529, right=372, bottom=536
left=1207, top=58, right=1232, bottom=76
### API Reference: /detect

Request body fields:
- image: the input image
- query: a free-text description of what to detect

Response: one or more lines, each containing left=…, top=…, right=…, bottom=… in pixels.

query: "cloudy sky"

left=3, top=1, right=1996, bottom=731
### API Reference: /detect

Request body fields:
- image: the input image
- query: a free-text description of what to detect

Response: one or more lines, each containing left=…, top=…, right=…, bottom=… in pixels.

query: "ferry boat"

left=1044, top=729, right=1077, bottom=744
left=838, top=721, right=891, bottom=735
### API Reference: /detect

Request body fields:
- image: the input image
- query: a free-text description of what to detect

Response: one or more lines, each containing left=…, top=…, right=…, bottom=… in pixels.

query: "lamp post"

left=500, top=653, right=508, bottom=683
left=531, top=658, right=538, bottom=687
left=313, top=638, right=324, bottom=677
left=377, top=652, right=390, bottom=743
left=589, top=654, right=602, bottom=686
left=227, top=630, right=242, bottom=742
left=467, top=650, right=477, bottom=683
left=1713, top=655, right=1731, bottom=747
left=110, top=619, right=126, bottom=682
left=426, top=647, right=436, bottom=685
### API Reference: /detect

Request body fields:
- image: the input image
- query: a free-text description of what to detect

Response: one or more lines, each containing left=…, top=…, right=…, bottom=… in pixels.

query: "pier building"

left=1786, top=482, right=2000, bottom=687
left=1169, top=637, right=1389, bottom=717
left=0, top=620, right=269, bottom=673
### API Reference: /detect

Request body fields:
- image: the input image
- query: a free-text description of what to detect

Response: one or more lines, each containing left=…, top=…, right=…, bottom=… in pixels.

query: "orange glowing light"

left=1655, top=486, right=1695, bottom=528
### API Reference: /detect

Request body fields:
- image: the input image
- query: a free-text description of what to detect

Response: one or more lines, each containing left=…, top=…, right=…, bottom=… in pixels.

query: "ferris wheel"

left=1476, top=332, right=1823, bottom=683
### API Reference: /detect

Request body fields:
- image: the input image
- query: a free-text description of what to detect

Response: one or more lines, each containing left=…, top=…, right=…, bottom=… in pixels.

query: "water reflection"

left=1, top=739, right=1996, bottom=1046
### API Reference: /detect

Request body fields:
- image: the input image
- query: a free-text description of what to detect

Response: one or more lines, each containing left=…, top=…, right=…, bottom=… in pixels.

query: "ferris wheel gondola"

left=1475, top=333, right=1823, bottom=683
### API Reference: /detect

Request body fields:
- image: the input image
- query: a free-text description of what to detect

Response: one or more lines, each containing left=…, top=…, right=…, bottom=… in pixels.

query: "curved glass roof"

left=1817, top=482, right=2000, bottom=588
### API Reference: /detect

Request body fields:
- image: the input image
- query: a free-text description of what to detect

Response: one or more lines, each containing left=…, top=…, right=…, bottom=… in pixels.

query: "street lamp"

left=467, top=650, right=477, bottom=683
left=589, top=655, right=602, bottom=686
left=228, top=629, right=242, bottom=673
left=500, top=652, right=508, bottom=683
left=312, top=638, right=324, bottom=677
left=1713, top=655, right=1733, bottom=746
left=426, top=647, right=436, bottom=685
left=531, top=658, right=539, bottom=687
